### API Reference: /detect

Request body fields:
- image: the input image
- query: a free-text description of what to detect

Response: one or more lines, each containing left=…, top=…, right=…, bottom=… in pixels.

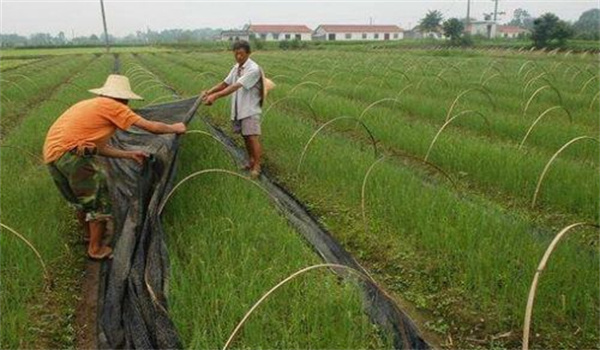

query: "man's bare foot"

left=249, top=167, right=261, bottom=179
left=88, top=246, right=113, bottom=260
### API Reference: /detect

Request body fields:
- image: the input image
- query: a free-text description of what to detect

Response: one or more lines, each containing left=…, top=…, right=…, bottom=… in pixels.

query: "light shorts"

left=232, top=115, right=261, bottom=136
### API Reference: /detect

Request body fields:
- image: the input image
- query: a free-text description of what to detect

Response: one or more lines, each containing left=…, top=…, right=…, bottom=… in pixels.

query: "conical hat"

left=260, top=70, right=275, bottom=105
left=89, top=74, right=143, bottom=100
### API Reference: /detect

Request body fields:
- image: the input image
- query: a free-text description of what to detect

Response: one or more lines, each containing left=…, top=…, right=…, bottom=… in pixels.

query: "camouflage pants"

left=47, top=151, right=112, bottom=221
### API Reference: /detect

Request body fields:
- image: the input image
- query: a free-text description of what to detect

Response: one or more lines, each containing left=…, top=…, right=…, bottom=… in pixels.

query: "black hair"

left=232, top=40, right=251, bottom=53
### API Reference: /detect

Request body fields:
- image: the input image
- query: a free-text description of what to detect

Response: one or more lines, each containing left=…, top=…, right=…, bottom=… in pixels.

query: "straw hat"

left=261, top=71, right=275, bottom=102
left=89, top=74, right=143, bottom=100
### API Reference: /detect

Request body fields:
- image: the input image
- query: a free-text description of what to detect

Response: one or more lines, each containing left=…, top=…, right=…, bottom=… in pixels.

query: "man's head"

left=232, top=40, right=251, bottom=65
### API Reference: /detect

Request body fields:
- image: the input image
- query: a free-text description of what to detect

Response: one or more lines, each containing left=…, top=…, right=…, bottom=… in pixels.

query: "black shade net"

left=96, top=96, right=428, bottom=349
left=98, top=97, right=201, bottom=349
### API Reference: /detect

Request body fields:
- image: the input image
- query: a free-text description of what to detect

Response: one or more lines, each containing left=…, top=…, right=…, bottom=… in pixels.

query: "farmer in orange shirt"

left=44, top=74, right=186, bottom=260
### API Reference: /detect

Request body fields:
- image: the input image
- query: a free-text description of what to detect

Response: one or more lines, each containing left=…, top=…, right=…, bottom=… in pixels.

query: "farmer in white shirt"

left=202, top=40, right=265, bottom=178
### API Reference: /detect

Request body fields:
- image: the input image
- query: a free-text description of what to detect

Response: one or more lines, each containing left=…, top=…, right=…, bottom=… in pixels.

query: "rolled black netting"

left=98, top=97, right=201, bottom=349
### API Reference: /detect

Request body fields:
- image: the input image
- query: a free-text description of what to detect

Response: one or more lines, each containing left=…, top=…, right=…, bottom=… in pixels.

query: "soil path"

left=75, top=261, right=100, bottom=349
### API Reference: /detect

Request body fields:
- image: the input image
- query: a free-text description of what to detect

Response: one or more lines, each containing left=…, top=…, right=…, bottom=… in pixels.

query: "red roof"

left=249, top=25, right=312, bottom=33
left=498, top=25, right=528, bottom=33
left=317, top=25, right=403, bottom=33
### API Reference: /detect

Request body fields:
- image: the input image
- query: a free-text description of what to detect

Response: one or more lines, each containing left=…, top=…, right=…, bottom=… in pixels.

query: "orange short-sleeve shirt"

left=43, top=97, right=143, bottom=163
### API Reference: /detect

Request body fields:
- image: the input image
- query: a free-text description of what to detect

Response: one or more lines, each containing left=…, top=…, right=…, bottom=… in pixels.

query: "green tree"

left=420, top=10, right=444, bottom=33
left=443, top=18, right=465, bottom=45
left=508, top=8, right=534, bottom=29
left=573, top=8, right=600, bottom=40
left=532, top=13, right=573, bottom=48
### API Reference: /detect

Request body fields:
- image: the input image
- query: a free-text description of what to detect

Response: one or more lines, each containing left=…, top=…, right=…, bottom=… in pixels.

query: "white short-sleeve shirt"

left=224, top=58, right=262, bottom=120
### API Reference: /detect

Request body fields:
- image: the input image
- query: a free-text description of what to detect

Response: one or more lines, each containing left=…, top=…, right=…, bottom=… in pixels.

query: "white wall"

left=469, top=23, right=497, bottom=38
left=321, top=31, right=403, bottom=41
left=221, top=34, right=250, bottom=42
left=254, top=32, right=312, bottom=41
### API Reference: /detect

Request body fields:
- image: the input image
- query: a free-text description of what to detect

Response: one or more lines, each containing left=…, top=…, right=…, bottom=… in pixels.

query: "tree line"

left=0, top=28, right=222, bottom=48
left=419, top=7, right=599, bottom=47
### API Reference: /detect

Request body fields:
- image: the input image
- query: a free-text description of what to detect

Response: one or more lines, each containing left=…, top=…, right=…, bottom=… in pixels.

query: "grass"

left=0, top=45, right=168, bottom=58
left=135, top=49, right=599, bottom=349
left=120, top=53, right=390, bottom=348
left=1, top=55, right=96, bottom=137
left=1, top=46, right=597, bottom=349
left=0, top=54, right=116, bottom=348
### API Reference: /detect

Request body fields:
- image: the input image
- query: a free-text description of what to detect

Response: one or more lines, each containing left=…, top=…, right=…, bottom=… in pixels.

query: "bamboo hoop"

left=309, top=85, right=335, bottom=106
left=518, top=61, right=537, bottom=77
left=522, top=72, right=549, bottom=97
left=358, top=98, right=402, bottom=122
left=0, top=145, right=44, bottom=165
left=445, top=88, right=495, bottom=122
left=222, top=263, right=375, bottom=350
left=522, top=85, right=563, bottom=118
left=522, top=222, right=599, bottom=350
left=426, top=110, right=490, bottom=161
left=8, top=74, right=39, bottom=88
left=297, top=116, right=378, bottom=173
left=518, top=106, right=572, bottom=149
left=301, top=70, right=327, bottom=80
left=184, top=130, right=238, bottom=165
left=0, top=223, right=48, bottom=279
left=263, top=96, right=318, bottom=121
left=481, top=73, right=502, bottom=87
left=158, top=169, right=272, bottom=216
left=289, top=81, right=322, bottom=94
left=579, top=75, right=599, bottom=95
left=138, top=82, right=171, bottom=95
left=588, top=91, right=600, bottom=111
left=147, top=94, right=177, bottom=106
left=531, top=136, right=599, bottom=208
left=0, top=79, right=27, bottom=96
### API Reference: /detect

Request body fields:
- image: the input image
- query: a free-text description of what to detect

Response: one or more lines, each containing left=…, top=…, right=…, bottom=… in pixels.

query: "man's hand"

left=204, top=94, right=217, bottom=106
left=128, top=150, right=148, bottom=165
left=171, top=122, right=186, bottom=134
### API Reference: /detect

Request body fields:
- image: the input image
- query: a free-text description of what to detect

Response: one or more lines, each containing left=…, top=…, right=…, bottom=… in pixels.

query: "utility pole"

left=493, top=0, right=499, bottom=22
left=466, top=0, right=471, bottom=26
left=99, top=0, right=110, bottom=53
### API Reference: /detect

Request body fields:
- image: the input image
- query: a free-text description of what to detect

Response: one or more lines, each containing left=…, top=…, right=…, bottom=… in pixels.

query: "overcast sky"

left=1, top=0, right=598, bottom=37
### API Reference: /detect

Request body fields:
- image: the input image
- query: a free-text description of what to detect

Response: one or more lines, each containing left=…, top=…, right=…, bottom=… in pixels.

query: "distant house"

left=221, top=30, right=250, bottom=42
left=497, top=25, right=529, bottom=39
left=466, top=21, right=497, bottom=39
left=313, top=25, right=403, bottom=41
left=247, top=24, right=313, bottom=41
left=404, top=26, right=443, bottom=40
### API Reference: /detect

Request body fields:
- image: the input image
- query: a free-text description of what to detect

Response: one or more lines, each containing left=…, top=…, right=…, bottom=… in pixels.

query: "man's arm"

left=203, top=81, right=229, bottom=96
left=204, top=82, right=242, bottom=105
left=97, top=143, right=147, bottom=164
left=133, top=118, right=186, bottom=134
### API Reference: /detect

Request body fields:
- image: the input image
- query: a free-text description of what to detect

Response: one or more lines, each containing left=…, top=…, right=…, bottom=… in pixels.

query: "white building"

left=404, top=26, right=444, bottom=40
left=466, top=21, right=497, bottom=39
left=248, top=25, right=313, bottom=41
left=313, top=25, right=404, bottom=41
left=497, top=25, right=529, bottom=39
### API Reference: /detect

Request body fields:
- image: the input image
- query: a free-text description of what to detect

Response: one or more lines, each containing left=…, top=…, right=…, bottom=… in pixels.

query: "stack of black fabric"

left=98, top=97, right=201, bottom=349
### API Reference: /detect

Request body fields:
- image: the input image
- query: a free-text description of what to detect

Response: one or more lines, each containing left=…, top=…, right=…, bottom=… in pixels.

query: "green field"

left=1, top=46, right=598, bottom=349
